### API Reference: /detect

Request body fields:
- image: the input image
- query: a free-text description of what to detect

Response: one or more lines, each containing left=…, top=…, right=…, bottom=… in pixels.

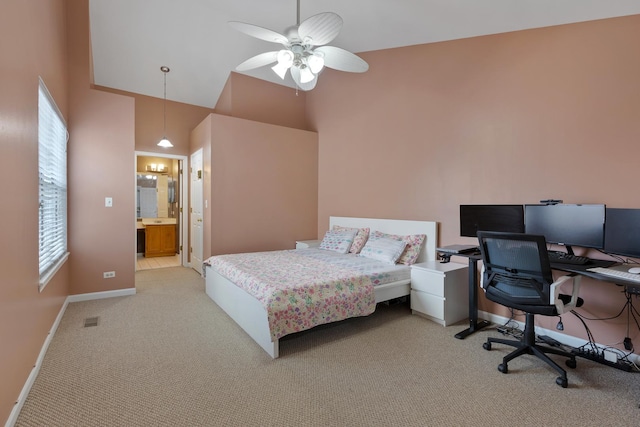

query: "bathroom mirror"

left=136, top=156, right=179, bottom=219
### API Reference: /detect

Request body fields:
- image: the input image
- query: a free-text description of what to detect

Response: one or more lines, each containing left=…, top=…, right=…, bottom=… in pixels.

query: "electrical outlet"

left=103, top=271, right=115, bottom=279
left=105, top=197, right=113, bottom=207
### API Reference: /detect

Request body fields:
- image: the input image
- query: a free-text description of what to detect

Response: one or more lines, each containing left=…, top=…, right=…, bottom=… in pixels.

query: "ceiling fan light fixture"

left=299, top=66, right=315, bottom=84
left=230, top=5, right=368, bottom=91
left=272, top=62, right=290, bottom=80
left=307, top=52, right=325, bottom=74
left=272, top=49, right=294, bottom=79
left=276, top=49, right=294, bottom=66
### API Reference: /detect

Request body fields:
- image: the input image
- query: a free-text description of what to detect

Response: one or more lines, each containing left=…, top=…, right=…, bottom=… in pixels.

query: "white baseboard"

left=5, top=287, right=136, bottom=427
left=478, top=310, right=640, bottom=365
left=66, top=287, right=136, bottom=303
left=5, top=299, right=67, bottom=427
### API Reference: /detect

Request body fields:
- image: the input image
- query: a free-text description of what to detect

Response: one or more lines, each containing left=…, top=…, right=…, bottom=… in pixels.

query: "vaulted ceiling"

left=89, top=0, right=640, bottom=108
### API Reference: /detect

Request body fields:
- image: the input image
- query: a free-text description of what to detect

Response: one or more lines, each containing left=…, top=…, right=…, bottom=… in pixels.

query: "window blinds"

left=38, top=78, right=68, bottom=287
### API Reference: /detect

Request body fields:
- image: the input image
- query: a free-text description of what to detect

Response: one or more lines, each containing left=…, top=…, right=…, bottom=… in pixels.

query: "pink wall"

left=215, top=72, right=310, bottom=131
left=192, top=114, right=318, bottom=258
left=0, top=0, right=70, bottom=422
left=193, top=67, right=319, bottom=261
left=97, top=85, right=212, bottom=156
left=306, top=15, right=640, bottom=351
left=210, top=114, right=318, bottom=254
left=67, top=0, right=136, bottom=295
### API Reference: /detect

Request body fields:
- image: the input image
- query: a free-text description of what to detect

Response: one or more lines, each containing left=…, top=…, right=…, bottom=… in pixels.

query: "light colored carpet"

left=15, top=267, right=640, bottom=426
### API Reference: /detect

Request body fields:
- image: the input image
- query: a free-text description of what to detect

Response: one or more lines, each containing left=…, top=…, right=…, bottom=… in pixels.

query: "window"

left=38, top=78, right=69, bottom=291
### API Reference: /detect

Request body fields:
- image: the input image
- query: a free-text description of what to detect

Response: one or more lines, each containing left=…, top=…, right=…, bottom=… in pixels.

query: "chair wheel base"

left=483, top=342, right=491, bottom=351
left=498, top=363, right=508, bottom=373
left=565, top=359, right=577, bottom=369
left=556, top=377, right=568, bottom=388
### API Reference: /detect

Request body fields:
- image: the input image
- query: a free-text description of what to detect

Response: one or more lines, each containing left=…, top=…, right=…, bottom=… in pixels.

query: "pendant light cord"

left=163, top=69, right=167, bottom=137
left=157, top=66, right=173, bottom=147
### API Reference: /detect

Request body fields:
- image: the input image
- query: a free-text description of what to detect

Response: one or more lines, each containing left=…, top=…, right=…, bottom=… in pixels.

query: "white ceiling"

left=89, top=0, right=640, bottom=109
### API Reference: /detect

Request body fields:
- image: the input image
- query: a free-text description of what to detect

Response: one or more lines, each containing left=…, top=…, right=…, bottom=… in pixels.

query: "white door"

left=190, top=149, right=204, bottom=275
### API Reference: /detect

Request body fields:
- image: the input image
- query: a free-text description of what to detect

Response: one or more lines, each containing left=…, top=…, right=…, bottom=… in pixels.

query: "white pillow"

left=332, top=225, right=370, bottom=254
left=319, top=229, right=357, bottom=254
left=359, top=236, right=407, bottom=264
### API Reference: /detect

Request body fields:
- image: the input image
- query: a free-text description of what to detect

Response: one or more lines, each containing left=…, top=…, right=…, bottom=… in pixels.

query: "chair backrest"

left=477, top=231, right=554, bottom=307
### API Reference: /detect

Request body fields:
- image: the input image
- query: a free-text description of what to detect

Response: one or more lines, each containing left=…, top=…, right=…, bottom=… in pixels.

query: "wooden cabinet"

left=410, top=261, right=469, bottom=326
left=145, top=224, right=176, bottom=257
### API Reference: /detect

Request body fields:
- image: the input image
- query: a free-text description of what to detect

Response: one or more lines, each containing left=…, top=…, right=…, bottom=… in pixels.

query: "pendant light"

left=157, top=66, right=173, bottom=148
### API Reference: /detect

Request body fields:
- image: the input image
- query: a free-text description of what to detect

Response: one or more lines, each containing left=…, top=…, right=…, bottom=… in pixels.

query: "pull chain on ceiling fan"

left=229, top=0, right=369, bottom=91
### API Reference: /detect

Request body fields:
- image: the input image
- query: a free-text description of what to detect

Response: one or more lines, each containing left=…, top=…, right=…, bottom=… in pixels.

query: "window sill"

left=39, top=252, right=70, bottom=293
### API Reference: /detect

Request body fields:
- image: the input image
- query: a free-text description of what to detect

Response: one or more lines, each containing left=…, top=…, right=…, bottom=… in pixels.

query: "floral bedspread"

left=207, top=250, right=377, bottom=340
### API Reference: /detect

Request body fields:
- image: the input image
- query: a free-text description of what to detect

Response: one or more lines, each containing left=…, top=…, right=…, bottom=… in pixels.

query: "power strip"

left=572, top=348, right=632, bottom=372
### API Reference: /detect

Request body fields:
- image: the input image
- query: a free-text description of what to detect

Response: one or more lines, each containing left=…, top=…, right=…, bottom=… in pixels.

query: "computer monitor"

left=460, top=205, right=525, bottom=238
left=524, top=204, right=605, bottom=252
left=604, top=208, right=640, bottom=258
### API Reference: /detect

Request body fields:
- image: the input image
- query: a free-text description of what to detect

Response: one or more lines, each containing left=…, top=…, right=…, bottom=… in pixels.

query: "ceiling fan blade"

left=229, top=21, right=288, bottom=44
left=298, top=12, right=342, bottom=46
left=314, top=46, right=369, bottom=73
left=290, top=67, right=318, bottom=91
left=236, top=51, right=279, bottom=71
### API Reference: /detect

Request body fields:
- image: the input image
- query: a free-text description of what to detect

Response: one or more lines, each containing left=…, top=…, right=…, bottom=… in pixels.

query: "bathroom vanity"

left=139, top=218, right=177, bottom=258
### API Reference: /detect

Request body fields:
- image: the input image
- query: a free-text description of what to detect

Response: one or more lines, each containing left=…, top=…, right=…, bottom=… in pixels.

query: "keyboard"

left=547, top=251, right=590, bottom=265
left=587, top=267, right=640, bottom=283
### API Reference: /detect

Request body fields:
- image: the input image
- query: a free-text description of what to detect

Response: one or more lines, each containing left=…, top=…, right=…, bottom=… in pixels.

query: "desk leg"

left=455, top=257, right=491, bottom=339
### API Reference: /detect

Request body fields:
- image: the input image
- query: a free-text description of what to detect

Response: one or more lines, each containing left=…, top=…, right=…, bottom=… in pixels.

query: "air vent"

left=84, top=317, right=99, bottom=328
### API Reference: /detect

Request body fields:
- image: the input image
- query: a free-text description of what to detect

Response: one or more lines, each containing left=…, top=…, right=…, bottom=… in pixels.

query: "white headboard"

left=329, top=216, right=438, bottom=263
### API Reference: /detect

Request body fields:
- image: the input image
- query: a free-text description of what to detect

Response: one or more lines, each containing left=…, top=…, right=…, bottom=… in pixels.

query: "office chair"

left=477, top=231, right=583, bottom=388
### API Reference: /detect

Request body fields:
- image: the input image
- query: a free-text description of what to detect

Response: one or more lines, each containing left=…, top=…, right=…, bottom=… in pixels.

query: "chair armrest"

left=551, top=274, right=582, bottom=314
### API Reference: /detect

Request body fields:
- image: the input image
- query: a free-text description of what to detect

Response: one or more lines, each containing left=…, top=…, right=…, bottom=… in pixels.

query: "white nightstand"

left=410, top=260, right=469, bottom=326
left=295, top=239, right=321, bottom=249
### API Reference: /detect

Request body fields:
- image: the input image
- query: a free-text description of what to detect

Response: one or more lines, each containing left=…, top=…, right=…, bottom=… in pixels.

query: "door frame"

left=135, top=150, right=189, bottom=268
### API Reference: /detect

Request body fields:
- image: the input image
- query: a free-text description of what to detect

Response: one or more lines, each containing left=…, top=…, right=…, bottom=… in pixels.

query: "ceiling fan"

left=229, top=0, right=369, bottom=91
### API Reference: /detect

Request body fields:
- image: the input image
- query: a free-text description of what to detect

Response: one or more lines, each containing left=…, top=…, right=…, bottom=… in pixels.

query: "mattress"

left=205, top=248, right=410, bottom=340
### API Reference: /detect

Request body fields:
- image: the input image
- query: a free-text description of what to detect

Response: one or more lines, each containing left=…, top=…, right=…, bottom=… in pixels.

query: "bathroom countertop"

left=138, top=218, right=177, bottom=227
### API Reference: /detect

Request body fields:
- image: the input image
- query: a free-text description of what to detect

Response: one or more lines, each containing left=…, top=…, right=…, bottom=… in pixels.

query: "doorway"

left=135, top=151, right=189, bottom=271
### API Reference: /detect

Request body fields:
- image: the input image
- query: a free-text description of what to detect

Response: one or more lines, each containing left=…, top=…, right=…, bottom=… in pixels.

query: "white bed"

left=204, top=216, right=437, bottom=358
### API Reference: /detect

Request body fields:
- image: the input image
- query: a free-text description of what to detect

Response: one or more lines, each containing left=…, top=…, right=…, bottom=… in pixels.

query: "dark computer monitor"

left=604, top=208, right=640, bottom=258
left=460, top=205, right=525, bottom=238
left=524, top=204, right=605, bottom=251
